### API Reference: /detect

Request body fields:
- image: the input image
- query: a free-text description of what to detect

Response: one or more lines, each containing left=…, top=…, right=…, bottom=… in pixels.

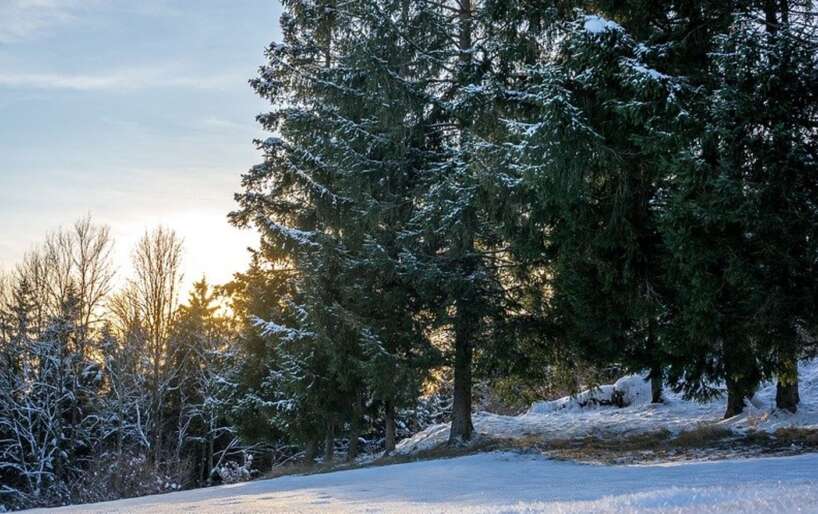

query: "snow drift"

left=396, top=359, right=818, bottom=455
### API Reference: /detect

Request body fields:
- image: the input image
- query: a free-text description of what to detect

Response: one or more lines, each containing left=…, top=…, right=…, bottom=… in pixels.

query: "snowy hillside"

left=30, top=452, right=818, bottom=513
left=397, top=359, right=818, bottom=454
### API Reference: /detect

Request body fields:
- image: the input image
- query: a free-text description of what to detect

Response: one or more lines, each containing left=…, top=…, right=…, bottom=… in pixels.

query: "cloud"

left=0, top=0, right=91, bottom=43
left=200, top=117, right=251, bottom=131
left=0, top=68, right=244, bottom=91
left=0, top=0, right=195, bottom=44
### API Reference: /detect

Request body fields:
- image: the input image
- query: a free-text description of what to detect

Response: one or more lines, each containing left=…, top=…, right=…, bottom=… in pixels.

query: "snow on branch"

left=583, top=14, right=623, bottom=35
left=252, top=316, right=314, bottom=342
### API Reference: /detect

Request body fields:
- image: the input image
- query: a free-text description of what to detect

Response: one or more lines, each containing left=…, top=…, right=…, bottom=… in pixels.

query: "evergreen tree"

left=222, top=256, right=294, bottom=449
left=388, top=0, right=513, bottom=444
left=487, top=8, right=683, bottom=401
left=232, top=0, right=361, bottom=457
left=166, top=278, right=238, bottom=484
left=323, top=0, right=443, bottom=453
left=232, top=0, right=443, bottom=453
left=662, top=3, right=818, bottom=416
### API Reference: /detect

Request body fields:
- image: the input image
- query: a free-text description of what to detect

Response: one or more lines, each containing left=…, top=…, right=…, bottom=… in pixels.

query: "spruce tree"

left=230, top=0, right=423, bottom=449
left=166, top=279, right=237, bottom=483
left=491, top=9, right=685, bottom=400
left=395, top=0, right=510, bottom=444
left=662, top=3, right=818, bottom=416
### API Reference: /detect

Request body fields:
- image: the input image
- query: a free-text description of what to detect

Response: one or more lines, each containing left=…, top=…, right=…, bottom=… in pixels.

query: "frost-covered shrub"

left=217, top=454, right=253, bottom=484
left=398, top=388, right=453, bottom=437
left=70, top=452, right=187, bottom=505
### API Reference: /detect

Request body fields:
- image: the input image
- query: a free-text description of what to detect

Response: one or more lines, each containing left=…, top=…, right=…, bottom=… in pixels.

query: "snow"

left=583, top=15, right=622, bottom=35
left=527, top=384, right=619, bottom=414
left=397, top=359, right=818, bottom=455
left=253, top=316, right=314, bottom=342
left=612, top=374, right=653, bottom=406
left=263, top=219, right=319, bottom=248
left=29, top=451, right=818, bottom=513
left=626, top=60, right=670, bottom=81
left=21, top=362, right=818, bottom=513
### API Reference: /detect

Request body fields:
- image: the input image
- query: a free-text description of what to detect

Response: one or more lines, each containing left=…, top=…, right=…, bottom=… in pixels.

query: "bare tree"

left=13, top=217, right=114, bottom=347
left=70, top=217, right=115, bottom=341
left=108, top=283, right=144, bottom=341
left=0, top=271, right=13, bottom=342
left=130, top=227, right=184, bottom=468
left=105, top=285, right=153, bottom=460
left=43, top=217, right=114, bottom=346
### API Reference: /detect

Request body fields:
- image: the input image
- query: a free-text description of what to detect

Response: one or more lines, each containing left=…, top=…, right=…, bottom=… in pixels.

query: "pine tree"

left=232, top=0, right=360, bottom=456
left=222, top=256, right=293, bottom=448
left=325, top=0, right=444, bottom=453
left=749, top=2, right=818, bottom=413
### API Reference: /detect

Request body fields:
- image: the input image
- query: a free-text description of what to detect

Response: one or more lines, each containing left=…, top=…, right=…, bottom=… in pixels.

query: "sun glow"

left=111, top=208, right=257, bottom=297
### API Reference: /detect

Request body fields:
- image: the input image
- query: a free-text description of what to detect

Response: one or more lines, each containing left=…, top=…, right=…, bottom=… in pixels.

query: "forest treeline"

left=0, top=221, right=244, bottom=508
left=2, top=0, right=818, bottom=510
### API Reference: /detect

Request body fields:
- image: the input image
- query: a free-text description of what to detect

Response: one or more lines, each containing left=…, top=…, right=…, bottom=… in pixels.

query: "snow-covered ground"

left=397, top=360, right=818, bottom=454
left=31, top=451, right=818, bottom=513
left=28, top=361, right=818, bottom=513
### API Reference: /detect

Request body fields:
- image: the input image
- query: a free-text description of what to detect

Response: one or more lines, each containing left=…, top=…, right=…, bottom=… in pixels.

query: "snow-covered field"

left=397, top=360, right=818, bottom=454
left=31, top=451, right=818, bottom=513
left=26, top=361, right=818, bottom=513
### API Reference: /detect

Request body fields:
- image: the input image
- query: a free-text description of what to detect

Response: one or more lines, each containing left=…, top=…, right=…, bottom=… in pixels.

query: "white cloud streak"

left=0, top=0, right=92, bottom=43
left=0, top=68, right=245, bottom=91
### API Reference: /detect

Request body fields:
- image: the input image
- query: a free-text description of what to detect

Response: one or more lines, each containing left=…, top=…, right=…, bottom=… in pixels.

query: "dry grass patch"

left=771, top=427, right=818, bottom=445
left=670, top=425, right=732, bottom=448
left=258, top=426, right=818, bottom=482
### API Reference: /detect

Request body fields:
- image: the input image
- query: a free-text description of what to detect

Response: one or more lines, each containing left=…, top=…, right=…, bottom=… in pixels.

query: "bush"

left=70, top=452, right=187, bottom=506
left=216, top=454, right=254, bottom=484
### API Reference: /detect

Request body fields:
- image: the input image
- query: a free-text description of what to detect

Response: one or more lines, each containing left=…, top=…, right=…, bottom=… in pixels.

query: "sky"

left=0, top=0, right=283, bottom=295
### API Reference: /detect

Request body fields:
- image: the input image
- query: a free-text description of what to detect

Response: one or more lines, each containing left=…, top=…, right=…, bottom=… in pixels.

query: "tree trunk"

left=449, top=0, right=475, bottom=447
left=323, top=425, right=335, bottom=463
left=724, top=375, right=753, bottom=419
left=776, top=357, right=799, bottom=413
left=207, top=429, right=215, bottom=484
left=776, top=380, right=799, bottom=413
left=384, top=399, right=396, bottom=454
left=650, top=367, right=663, bottom=404
left=117, top=395, right=125, bottom=457
left=152, top=356, right=163, bottom=470
left=764, top=0, right=779, bottom=34
left=347, top=427, right=359, bottom=462
left=304, top=439, right=318, bottom=465
left=200, top=441, right=207, bottom=485
left=645, top=314, right=663, bottom=404
left=154, top=409, right=163, bottom=469
left=449, top=317, right=474, bottom=444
